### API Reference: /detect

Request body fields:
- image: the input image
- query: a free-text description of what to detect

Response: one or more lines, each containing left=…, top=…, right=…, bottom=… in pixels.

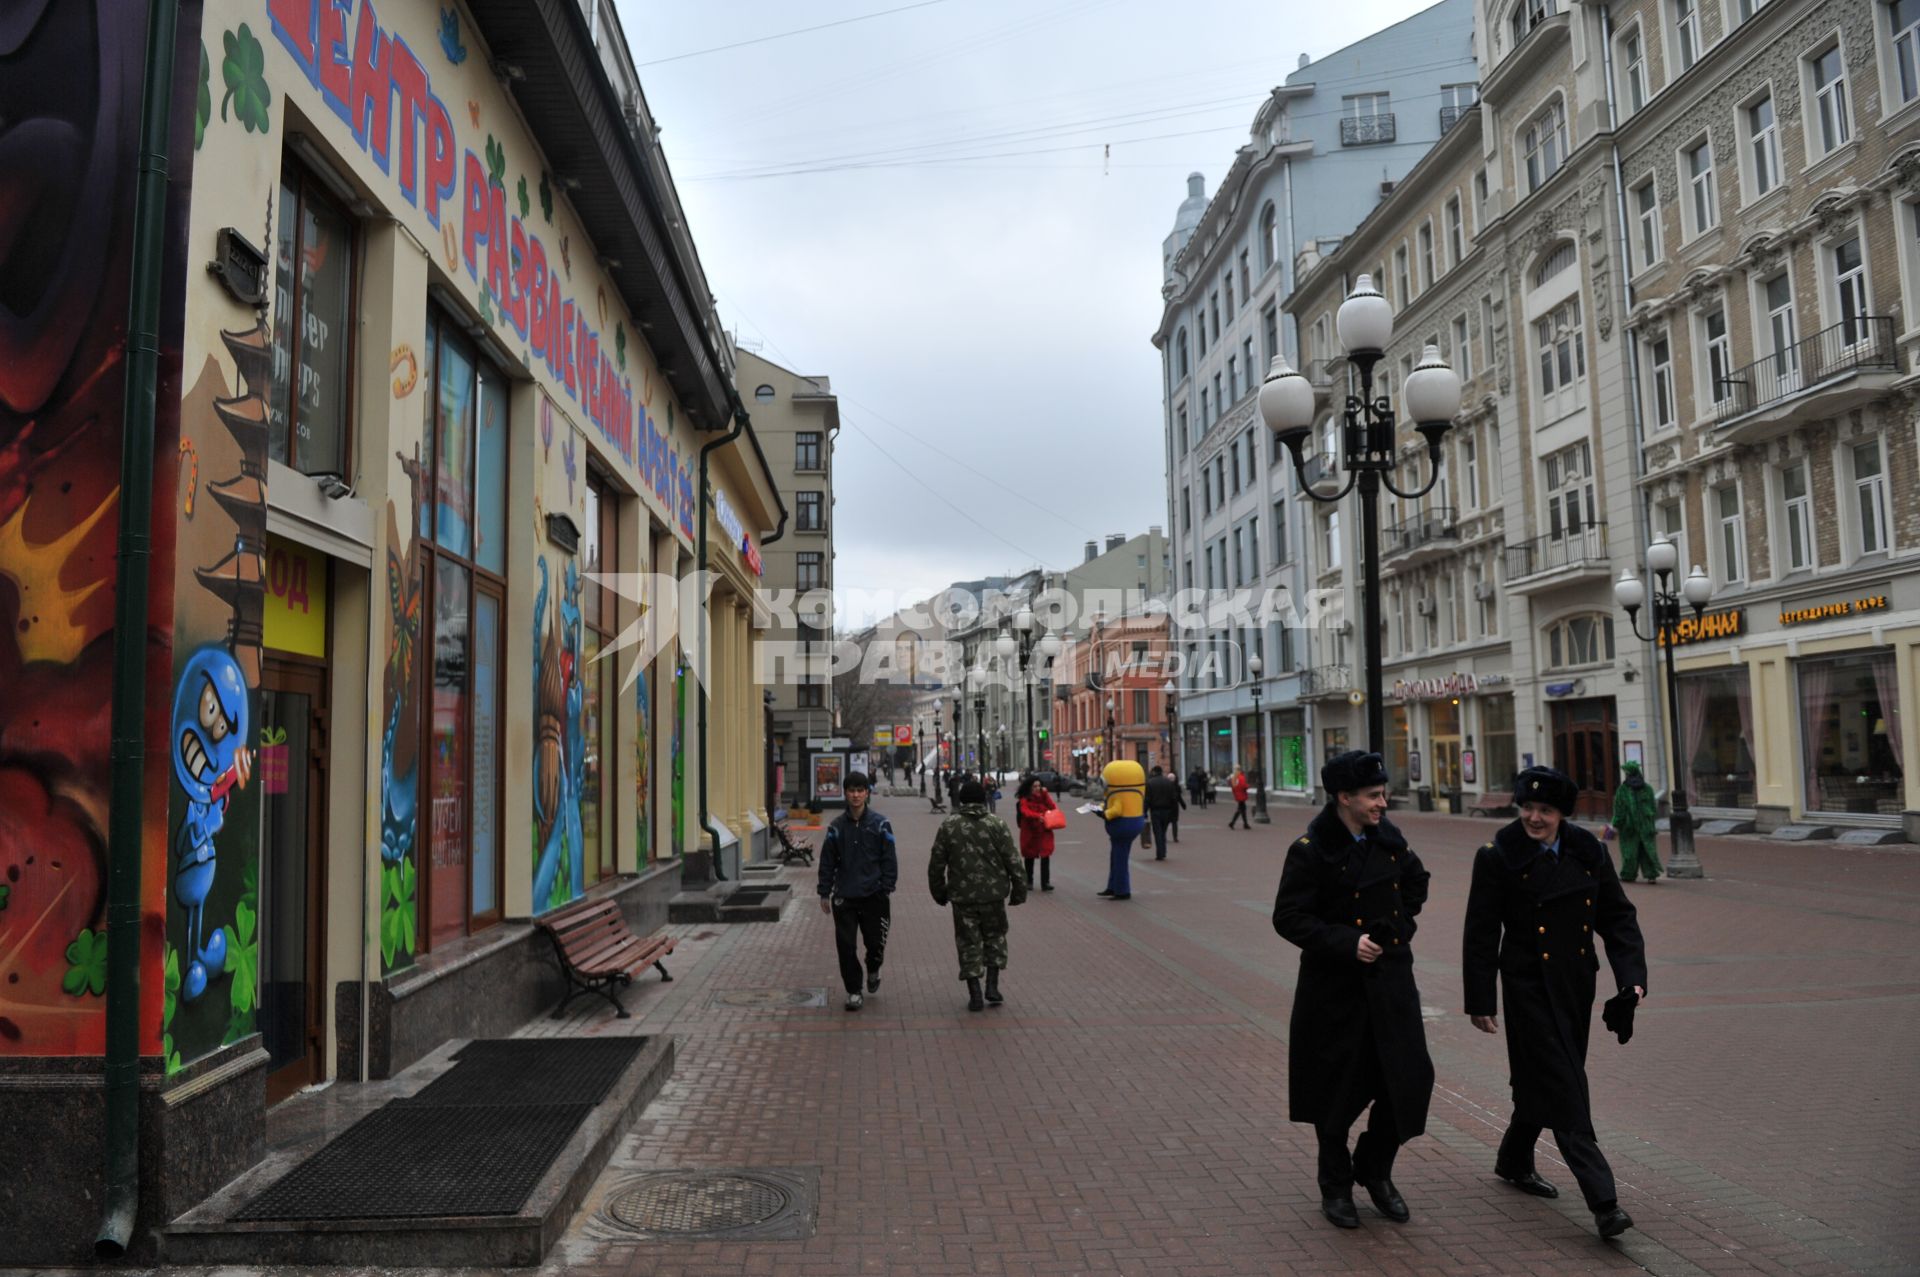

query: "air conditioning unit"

left=1379, top=179, right=1397, bottom=198
left=1473, top=582, right=1497, bottom=601
left=1415, top=597, right=1437, bottom=617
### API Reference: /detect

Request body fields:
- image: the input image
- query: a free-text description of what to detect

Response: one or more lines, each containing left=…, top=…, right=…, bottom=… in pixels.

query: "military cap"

left=956, top=778, right=987, bottom=803
left=844, top=771, right=873, bottom=790
left=1514, top=765, right=1578, bottom=816
left=1322, top=750, right=1389, bottom=795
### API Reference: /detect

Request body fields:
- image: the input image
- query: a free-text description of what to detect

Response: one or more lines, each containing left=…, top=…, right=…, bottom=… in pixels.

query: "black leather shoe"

left=866, top=972, right=881, bottom=994
left=1097, top=889, right=1116, bottom=897
left=1362, top=1178, right=1409, bottom=1223
left=1496, top=1167, right=1559, bottom=1198
left=1107, top=893, right=1131, bottom=900
left=967, top=978, right=985, bottom=1012
left=1595, top=1206, right=1634, bottom=1238
left=1320, top=1193, right=1360, bottom=1229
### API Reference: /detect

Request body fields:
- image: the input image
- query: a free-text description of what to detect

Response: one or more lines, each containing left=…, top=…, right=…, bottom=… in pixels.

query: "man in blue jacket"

left=818, top=772, right=898, bottom=1010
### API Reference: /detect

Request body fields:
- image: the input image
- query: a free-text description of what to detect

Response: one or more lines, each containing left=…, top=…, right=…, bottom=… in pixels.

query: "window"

left=798, top=681, right=825, bottom=709
left=1347, top=91, right=1391, bottom=118
left=1324, top=509, right=1342, bottom=568
left=1181, top=487, right=1191, bottom=530
left=1239, top=250, right=1251, bottom=299
left=1474, top=169, right=1490, bottom=230
left=1634, top=180, right=1661, bottom=269
left=1685, top=138, right=1718, bottom=234
left=419, top=315, right=509, bottom=943
left=1763, top=271, right=1799, bottom=393
left=1716, top=484, right=1746, bottom=582
left=1674, top=0, right=1702, bottom=71
left=1394, top=246, right=1411, bottom=305
left=1419, top=223, right=1436, bottom=287
left=1854, top=440, right=1890, bottom=554
left=1453, top=315, right=1472, bottom=379
left=1545, top=613, right=1616, bottom=668
left=1534, top=296, right=1586, bottom=396
left=753, top=383, right=775, bottom=403
left=1446, top=197, right=1465, bottom=265
left=1132, top=690, right=1151, bottom=723
left=1272, top=499, right=1288, bottom=561
left=1543, top=441, right=1596, bottom=540
left=1833, top=235, right=1869, bottom=346
left=1621, top=26, right=1648, bottom=111
left=1648, top=331, right=1676, bottom=429
left=1811, top=44, right=1852, bottom=155
left=1510, top=0, right=1557, bottom=48
left=1176, top=328, right=1190, bottom=379
left=1656, top=496, right=1689, bottom=576
left=1230, top=435, right=1242, bottom=495
left=1213, top=374, right=1224, bottom=420
left=1524, top=98, right=1569, bottom=192
left=1488, top=422, right=1503, bottom=497
left=1259, top=202, right=1278, bottom=270
left=580, top=471, right=618, bottom=885
left=1482, top=295, right=1496, bottom=372
left=1895, top=0, right=1920, bottom=105
left=1747, top=94, right=1781, bottom=197
left=797, top=551, right=824, bottom=591
left=1781, top=460, right=1814, bottom=571
left=1176, top=406, right=1189, bottom=457
left=1244, top=428, right=1259, bottom=482
left=1202, top=462, right=1213, bottom=515
left=1211, top=295, right=1221, bottom=341
left=270, top=164, right=356, bottom=475
left=1225, top=269, right=1235, bottom=315
left=1461, top=433, right=1481, bottom=509
left=1704, top=306, right=1734, bottom=406
left=1200, top=387, right=1210, bottom=426
left=1227, top=355, right=1239, bottom=404
left=796, top=490, right=825, bottom=532
left=1248, top=514, right=1261, bottom=577
left=796, top=431, right=823, bottom=470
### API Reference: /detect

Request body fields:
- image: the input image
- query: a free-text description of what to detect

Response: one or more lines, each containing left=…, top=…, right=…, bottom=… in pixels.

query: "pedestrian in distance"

left=1097, top=758, right=1148, bottom=900
left=1610, top=760, right=1662, bottom=883
left=929, top=778, right=1027, bottom=1012
left=1145, top=765, right=1186, bottom=859
left=817, top=772, right=897, bottom=1011
left=1187, top=766, right=1206, bottom=807
left=1272, top=750, right=1435, bottom=1229
left=1228, top=767, right=1252, bottom=829
left=1014, top=775, right=1058, bottom=891
left=1464, top=765, right=1648, bottom=1240
left=1203, top=769, right=1218, bottom=805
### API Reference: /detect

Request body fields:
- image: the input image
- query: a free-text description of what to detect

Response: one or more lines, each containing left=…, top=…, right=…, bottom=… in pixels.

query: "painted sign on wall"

left=262, top=534, right=327, bottom=657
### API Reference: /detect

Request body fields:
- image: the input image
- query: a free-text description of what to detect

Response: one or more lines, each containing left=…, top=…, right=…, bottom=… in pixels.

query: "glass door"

left=259, top=660, right=327, bottom=1103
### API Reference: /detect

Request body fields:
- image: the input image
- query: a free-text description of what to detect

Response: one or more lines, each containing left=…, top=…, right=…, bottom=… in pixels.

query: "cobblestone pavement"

left=116, top=801, right=1920, bottom=1276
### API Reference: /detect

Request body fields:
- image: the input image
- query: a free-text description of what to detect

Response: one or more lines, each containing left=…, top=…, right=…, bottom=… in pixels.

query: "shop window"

left=270, top=164, right=356, bottom=476
left=1797, top=652, right=1902, bottom=814
left=580, top=471, right=618, bottom=885
left=1679, top=668, right=1757, bottom=809
left=1481, top=694, right=1517, bottom=790
left=421, top=316, right=508, bottom=946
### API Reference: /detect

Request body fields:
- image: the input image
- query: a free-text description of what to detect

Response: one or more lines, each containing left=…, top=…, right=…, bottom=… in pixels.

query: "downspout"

left=1599, top=4, right=1669, bottom=792
left=98, top=0, right=180, bottom=1258
left=695, top=400, right=748, bottom=881
left=752, top=418, right=788, bottom=820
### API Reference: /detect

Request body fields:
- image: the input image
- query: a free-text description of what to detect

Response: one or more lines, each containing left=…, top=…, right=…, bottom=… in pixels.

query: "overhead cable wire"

left=637, top=0, right=953, bottom=67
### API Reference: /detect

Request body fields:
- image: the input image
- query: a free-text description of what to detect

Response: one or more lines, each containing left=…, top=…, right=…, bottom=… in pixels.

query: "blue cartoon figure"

left=531, top=558, right=587, bottom=908
left=171, top=647, right=252, bottom=1001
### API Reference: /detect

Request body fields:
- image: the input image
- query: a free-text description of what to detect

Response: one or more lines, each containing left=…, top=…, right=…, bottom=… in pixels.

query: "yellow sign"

left=262, top=535, right=328, bottom=657
left=873, top=725, right=895, bottom=748
left=1780, top=593, right=1889, bottom=627
left=1656, top=609, right=1744, bottom=647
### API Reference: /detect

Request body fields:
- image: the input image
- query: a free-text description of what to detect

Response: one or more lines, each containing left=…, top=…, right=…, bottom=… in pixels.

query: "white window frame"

left=1474, top=169, right=1490, bottom=233
left=1887, top=0, right=1920, bottom=111
left=1461, top=431, right=1481, bottom=510
left=1672, top=0, right=1703, bottom=72
left=1446, top=196, right=1465, bottom=266
left=1481, top=295, right=1496, bottom=373
left=1758, top=269, right=1801, bottom=398
left=1618, top=22, right=1650, bottom=113
left=1806, top=39, right=1854, bottom=160
left=1647, top=329, right=1677, bottom=430
left=1394, top=245, right=1412, bottom=306
left=1896, top=198, right=1920, bottom=335
left=1419, top=221, right=1437, bottom=288
left=1533, top=293, right=1587, bottom=413
left=1779, top=458, right=1816, bottom=573
left=1633, top=178, right=1662, bottom=271
left=1259, top=202, right=1278, bottom=271
left=1828, top=230, right=1872, bottom=349
left=1700, top=303, right=1734, bottom=411
left=1851, top=437, right=1891, bottom=555
left=1542, top=441, right=1597, bottom=544
left=1714, top=482, right=1747, bottom=584
left=1743, top=90, right=1783, bottom=200
left=1522, top=96, right=1570, bottom=193
left=1683, top=135, right=1718, bottom=237
left=1453, top=314, right=1473, bottom=379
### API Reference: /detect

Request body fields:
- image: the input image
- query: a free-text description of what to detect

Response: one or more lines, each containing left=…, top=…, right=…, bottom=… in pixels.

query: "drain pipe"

left=98, top=0, right=182, bottom=1259
left=696, top=406, right=749, bottom=881
left=1599, top=5, right=1670, bottom=791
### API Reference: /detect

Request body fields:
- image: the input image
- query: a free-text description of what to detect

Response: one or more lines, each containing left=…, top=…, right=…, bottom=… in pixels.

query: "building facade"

left=1155, top=0, right=1480, bottom=800
left=736, top=351, right=838, bottom=807
left=0, top=0, right=779, bottom=1259
left=1051, top=613, right=1177, bottom=775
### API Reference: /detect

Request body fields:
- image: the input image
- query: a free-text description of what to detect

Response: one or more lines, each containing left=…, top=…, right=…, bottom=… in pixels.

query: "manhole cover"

left=599, top=1168, right=817, bottom=1241
left=709, top=988, right=827, bottom=1009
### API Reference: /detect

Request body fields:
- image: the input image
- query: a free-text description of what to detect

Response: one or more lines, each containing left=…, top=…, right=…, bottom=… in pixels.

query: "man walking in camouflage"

left=929, top=778, right=1027, bottom=1012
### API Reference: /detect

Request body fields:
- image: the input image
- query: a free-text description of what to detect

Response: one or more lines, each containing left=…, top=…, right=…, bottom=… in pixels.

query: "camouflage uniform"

left=928, top=802, right=1027, bottom=979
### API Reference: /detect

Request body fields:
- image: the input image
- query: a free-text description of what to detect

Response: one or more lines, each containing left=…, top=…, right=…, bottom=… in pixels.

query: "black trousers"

left=1023, top=856, right=1051, bottom=888
left=1314, top=1038, right=1403, bottom=1192
left=831, top=895, right=890, bottom=994
left=1497, top=1118, right=1617, bottom=1211
left=1228, top=800, right=1250, bottom=828
left=1149, top=809, right=1176, bottom=857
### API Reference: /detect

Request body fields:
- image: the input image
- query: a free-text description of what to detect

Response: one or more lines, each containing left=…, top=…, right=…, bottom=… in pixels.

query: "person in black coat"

left=1272, top=750, right=1435, bottom=1229
left=1463, top=765, right=1648, bottom=1239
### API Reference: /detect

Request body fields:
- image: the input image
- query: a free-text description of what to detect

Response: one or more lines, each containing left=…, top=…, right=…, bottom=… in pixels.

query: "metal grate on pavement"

left=408, top=1036, right=644, bottom=1107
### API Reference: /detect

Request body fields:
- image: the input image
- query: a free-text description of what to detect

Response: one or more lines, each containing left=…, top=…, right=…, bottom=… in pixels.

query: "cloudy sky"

left=621, top=0, right=1440, bottom=623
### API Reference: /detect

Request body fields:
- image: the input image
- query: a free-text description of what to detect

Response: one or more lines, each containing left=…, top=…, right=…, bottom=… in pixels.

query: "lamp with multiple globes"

left=1613, top=539, right=1712, bottom=878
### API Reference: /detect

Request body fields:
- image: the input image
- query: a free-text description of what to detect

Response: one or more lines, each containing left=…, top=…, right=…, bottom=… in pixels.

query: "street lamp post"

left=918, top=714, right=928, bottom=795
left=1614, top=541, right=1712, bottom=879
left=997, top=723, right=1009, bottom=772
left=996, top=606, right=1059, bottom=774
left=933, top=699, right=945, bottom=795
left=1260, top=275, right=1463, bottom=756
left=1248, top=654, right=1270, bottom=823
left=969, top=664, right=988, bottom=779
left=1105, top=696, right=1117, bottom=769
left=1164, top=680, right=1179, bottom=774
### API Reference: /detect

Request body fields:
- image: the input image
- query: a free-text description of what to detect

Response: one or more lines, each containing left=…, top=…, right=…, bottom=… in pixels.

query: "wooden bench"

left=771, top=819, right=814, bottom=866
left=537, top=898, right=676, bottom=1020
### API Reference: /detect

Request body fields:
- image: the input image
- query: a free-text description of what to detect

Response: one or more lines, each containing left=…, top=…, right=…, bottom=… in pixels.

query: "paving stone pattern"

left=129, top=806, right=1920, bottom=1276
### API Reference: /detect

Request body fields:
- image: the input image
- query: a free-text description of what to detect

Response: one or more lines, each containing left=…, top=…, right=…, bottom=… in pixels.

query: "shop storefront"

left=1386, top=704, right=1410, bottom=794
left=1675, top=667, right=1757, bottom=812
left=1183, top=721, right=1205, bottom=778
left=1795, top=651, right=1902, bottom=818
left=1479, top=693, right=1517, bottom=794
left=1209, top=717, right=1236, bottom=778
left=1272, top=708, right=1309, bottom=791
left=1237, top=712, right=1261, bottom=779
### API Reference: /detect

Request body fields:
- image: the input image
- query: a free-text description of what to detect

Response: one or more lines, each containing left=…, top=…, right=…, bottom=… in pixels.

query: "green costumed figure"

left=1611, top=761, right=1661, bottom=882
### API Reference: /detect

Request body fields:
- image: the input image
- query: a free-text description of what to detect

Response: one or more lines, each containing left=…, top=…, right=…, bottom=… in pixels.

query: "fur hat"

left=1322, top=750, right=1390, bottom=796
left=1514, top=765, right=1578, bottom=816
left=956, top=778, right=987, bottom=804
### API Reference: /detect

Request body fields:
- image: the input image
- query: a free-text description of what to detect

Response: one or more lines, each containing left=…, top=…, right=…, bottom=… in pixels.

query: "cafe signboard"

left=1779, top=591, right=1889, bottom=627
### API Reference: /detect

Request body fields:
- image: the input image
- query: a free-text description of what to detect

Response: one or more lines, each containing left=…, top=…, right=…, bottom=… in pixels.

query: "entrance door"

left=259, top=660, right=328, bottom=1103
left=1549, top=697, right=1618, bottom=820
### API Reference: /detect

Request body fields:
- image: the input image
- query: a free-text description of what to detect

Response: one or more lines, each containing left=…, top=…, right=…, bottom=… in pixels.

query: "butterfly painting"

left=562, top=433, right=577, bottom=503
left=386, top=540, right=422, bottom=684
left=438, top=7, right=467, bottom=64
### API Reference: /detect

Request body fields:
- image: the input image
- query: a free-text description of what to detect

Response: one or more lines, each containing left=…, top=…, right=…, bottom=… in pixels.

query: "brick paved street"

left=531, top=799, right=1920, bottom=1277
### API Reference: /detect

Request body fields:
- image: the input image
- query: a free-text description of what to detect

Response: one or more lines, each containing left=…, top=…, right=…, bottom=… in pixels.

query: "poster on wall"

left=1462, top=749, right=1477, bottom=785
left=812, top=753, right=845, bottom=803
left=849, top=751, right=870, bottom=779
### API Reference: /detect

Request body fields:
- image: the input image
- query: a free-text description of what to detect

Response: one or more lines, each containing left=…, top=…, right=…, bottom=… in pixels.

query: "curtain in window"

left=1681, top=673, right=1710, bottom=797
left=1797, top=661, right=1834, bottom=809
left=1871, top=652, right=1903, bottom=772
left=1734, top=670, right=1755, bottom=776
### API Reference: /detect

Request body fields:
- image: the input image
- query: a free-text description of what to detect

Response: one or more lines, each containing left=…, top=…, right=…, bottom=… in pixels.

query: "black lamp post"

left=1261, top=275, right=1463, bottom=757
left=1614, top=540, right=1712, bottom=879
left=1247, top=654, right=1270, bottom=823
left=969, top=664, right=988, bottom=778
left=933, top=697, right=946, bottom=787
left=918, top=710, right=928, bottom=796
left=996, top=606, right=1060, bottom=774
left=1164, top=680, right=1179, bottom=774
left=1105, top=696, right=1117, bottom=769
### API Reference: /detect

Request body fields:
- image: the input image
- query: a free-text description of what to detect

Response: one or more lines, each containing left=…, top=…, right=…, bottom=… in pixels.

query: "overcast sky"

left=621, top=0, right=1440, bottom=624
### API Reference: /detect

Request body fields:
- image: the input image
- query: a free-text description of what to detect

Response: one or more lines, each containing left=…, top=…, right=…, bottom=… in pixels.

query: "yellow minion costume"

left=1099, top=759, right=1148, bottom=898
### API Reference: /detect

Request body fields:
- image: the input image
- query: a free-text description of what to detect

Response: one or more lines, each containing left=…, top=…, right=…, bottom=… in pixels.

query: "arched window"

left=1509, top=0, right=1558, bottom=50
left=1176, top=328, right=1190, bottom=380
left=1542, top=612, right=1615, bottom=669
left=1259, top=202, right=1278, bottom=271
left=1533, top=241, right=1577, bottom=288
left=1522, top=96, right=1569, bottom=192
left=753, top=384, right=776, bottom=402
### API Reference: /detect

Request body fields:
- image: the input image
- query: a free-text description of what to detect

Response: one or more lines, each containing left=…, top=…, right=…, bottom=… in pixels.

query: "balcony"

left=1300, top=664, right=1352, bottom=699
left=1439, top=104, right=1469, bottom=134
left=1504, top=522, right=1611, bottom=593
left=1306, top=358, right=1340, bottom=405
left=1300, top=452, right=1339, bottom=489
left=1713, top=316, right=1900, bottom=443
left=1384, top=506, right=1459, bottom=566
left=1340, top=114, right=1397, bottom=147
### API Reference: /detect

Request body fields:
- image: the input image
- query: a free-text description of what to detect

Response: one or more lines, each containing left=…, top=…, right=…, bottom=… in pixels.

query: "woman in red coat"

left=1015, top=776, right=1058, bottom=892
left=1229, top=768, right=1252, bottom=830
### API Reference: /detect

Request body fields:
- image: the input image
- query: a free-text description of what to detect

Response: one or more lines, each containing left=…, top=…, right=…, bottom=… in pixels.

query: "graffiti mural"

left=0, top=0, right=198, bottom=1057
left=378, top=450, right=425, bottom=973
left=532, top=556, right=586, bottom=910
left=635, top=662, right=651, bottom=865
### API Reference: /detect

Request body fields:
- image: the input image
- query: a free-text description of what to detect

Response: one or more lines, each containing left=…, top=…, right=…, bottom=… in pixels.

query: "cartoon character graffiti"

left=170, top=647, right=252, bottom=1001
left=531, top=556, right=586, bottom=908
